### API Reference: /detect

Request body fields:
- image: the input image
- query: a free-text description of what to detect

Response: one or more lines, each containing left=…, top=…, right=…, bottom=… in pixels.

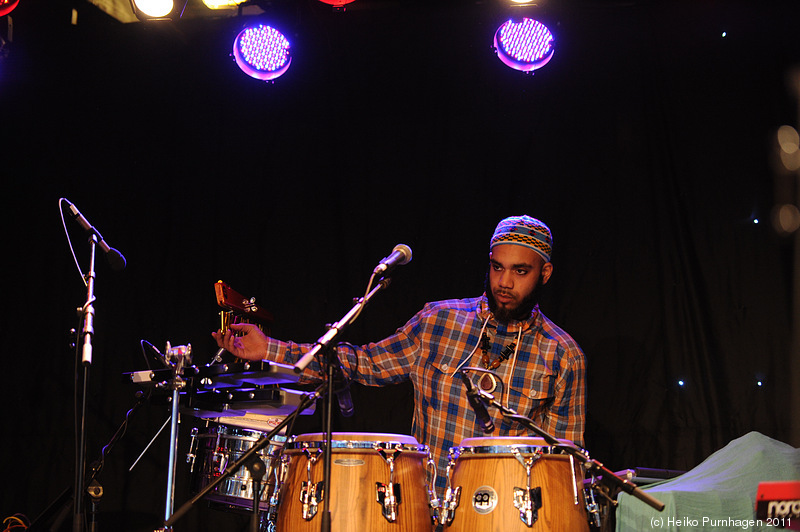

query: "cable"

left=58, top=197, right=87, bottom=287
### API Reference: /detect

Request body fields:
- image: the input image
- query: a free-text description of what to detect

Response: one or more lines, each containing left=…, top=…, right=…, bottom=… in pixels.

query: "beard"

left=485, top=270, right=544, bottom=323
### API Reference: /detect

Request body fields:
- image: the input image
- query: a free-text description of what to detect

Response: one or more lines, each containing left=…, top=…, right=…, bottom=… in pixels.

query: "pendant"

left=479, top=373, right=498, bottom=393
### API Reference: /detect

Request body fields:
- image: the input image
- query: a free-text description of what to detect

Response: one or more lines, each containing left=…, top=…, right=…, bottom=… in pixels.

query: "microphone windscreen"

left=106, top=248, right=127, bottom=271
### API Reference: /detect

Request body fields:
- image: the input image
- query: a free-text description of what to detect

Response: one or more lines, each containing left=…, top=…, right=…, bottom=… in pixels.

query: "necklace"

left=478, top=332, right=516, bottom=392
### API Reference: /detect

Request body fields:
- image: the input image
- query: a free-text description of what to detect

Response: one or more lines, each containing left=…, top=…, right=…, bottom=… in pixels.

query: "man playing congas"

left=213, top=215, right=586, bottom=498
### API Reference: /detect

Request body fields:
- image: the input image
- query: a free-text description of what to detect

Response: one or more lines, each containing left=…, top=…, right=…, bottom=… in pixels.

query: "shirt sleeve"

left=542, top=344, right=586, bottom=447
left=262, top=306, right=427, bottom=385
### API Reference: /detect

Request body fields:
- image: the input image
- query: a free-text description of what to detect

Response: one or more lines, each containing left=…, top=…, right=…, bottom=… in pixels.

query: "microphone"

left=65, top=200, right=127, bottom=271
left=373, top=244, right=412, bottom=276
left=334, top=371, right=355, bottom=417
left=458, top=371, right=495, bottom=434
left=332, top=350, right=355, bottom=417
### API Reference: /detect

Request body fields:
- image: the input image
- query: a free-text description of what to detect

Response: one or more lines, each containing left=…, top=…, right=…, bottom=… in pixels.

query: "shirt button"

left=441, top=363, right=449, bottom=371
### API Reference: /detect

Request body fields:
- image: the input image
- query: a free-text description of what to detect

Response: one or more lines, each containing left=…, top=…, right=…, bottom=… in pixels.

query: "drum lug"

left=299, top=446, right=324, bottom=520
left=375, top=446, right=402, bottom=522
left=512, top=486, right=542, bottom=527
left=186, top=427, right=199, bottom=473
left=439, top=486, right=461, bottom=526
left=299, top=481, right=324, bottom=520
left=268, top=456, right=288, bottom=524
left=511, top=447, right=543, bottom=528
left=375, top=482, right=402, bottom=522
left=439, top=449, right=461, bottom=526
left=426, top=455, right=441, bottom=524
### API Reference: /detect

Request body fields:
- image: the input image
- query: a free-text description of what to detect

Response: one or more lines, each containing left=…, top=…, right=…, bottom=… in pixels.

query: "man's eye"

left=516, top=269, right=529, bottom=275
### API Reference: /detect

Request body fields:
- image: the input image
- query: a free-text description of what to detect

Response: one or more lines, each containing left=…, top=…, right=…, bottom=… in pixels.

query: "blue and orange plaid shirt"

left=263, top=294, right=586, bottom=490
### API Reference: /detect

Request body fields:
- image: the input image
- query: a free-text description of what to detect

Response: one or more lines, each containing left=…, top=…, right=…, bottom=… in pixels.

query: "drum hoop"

left=199, top=429, right=287, bottom=443
left=283, top=440, right=429, bottom=453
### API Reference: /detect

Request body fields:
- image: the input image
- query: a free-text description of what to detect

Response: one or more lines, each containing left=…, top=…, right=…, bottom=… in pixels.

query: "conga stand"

left=458, top=368, right=666, bottom=514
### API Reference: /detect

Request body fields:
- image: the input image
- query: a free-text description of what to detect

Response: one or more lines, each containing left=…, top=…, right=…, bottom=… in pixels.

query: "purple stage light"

left=233, top=25, right=292, bottom=82
left=493, top=18, right=554, bottom=74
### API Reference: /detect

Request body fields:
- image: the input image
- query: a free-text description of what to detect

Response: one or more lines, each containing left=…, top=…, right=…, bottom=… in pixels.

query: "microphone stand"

left=74, top=233, right=98, bottom=532
left=459, top=368, right=666, bottom=513
left=293, top=277, right=392, bottom=532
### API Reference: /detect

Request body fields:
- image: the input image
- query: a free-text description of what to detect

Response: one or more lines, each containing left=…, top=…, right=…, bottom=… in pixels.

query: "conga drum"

left=276, top=432, right=437, bottom=532
left=440, top=437, right=589, bottom=531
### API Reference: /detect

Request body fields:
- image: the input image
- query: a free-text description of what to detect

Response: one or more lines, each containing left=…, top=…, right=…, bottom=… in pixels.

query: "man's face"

left=487, top=244, right=553, bottom=322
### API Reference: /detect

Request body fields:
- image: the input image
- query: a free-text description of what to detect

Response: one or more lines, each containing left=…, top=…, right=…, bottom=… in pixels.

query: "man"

left=213, top=215, right=586, bottom=491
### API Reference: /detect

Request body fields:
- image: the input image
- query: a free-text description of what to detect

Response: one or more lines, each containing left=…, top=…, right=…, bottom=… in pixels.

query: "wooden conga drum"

left=440, top=437, right=589, bottom=531
left=276, top=432, right=436, bottom=532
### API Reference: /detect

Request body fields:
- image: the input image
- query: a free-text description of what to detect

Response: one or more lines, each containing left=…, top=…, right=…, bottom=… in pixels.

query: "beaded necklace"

left=478, top=332, right=517, bottom=392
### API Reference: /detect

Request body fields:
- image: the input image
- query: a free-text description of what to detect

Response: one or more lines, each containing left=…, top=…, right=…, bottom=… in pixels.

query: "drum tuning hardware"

left=268, top=457, right=287, bottom=525
left=439, top=486, right=461, bottom=526
left=439, top=453, right=461, bottom=526
left=426, top=455, right=441, bottom=524
left=375, top=447, right=402, bottom=522
left=186, top=428, right=199, bottom=472
left=299, top=446, right=324, bottom=520
left=511, top=447, right=543, bottom=527
left=584, top=484, right=603, bottom=528
left=512, top=486, right=542, bottom=527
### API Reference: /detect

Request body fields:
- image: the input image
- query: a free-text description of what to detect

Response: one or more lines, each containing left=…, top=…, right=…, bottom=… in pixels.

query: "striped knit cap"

left=489, top=215, right=553, bottom=263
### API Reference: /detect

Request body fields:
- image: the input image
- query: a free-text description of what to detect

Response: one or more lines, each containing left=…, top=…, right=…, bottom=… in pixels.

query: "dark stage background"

left=2, top=0, right=799, bottom=530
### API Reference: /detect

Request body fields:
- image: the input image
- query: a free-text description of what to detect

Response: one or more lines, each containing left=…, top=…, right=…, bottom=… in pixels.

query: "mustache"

left=493, top=289, right=516, bottom=299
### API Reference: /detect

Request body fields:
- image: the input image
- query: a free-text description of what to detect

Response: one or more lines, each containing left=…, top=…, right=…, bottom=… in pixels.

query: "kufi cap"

left=489, top=215, right=553, bottom=263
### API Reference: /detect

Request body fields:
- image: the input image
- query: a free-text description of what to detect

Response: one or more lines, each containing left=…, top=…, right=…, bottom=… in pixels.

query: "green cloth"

left=616, top=431, right=800, bottom=531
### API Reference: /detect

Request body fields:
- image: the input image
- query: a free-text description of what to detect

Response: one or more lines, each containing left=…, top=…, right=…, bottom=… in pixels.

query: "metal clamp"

left=511, top=447, right=543, bottom=527
left=425, top=453, right=440, bottom=524
left=438, top=449, right=461, bottom=527
left=299, top=446, right=324, bottom=520
left=185, top=427, right=199, bottom=473
left=375, top=445, right=402, bottom=523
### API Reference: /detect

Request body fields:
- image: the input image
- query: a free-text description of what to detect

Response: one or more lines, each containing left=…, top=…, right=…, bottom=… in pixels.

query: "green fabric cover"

left=616, top=431, right=800, bottom=531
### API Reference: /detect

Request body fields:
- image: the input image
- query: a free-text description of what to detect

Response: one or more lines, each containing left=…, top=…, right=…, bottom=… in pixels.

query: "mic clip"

left=459, top=369, right=495, bottom=434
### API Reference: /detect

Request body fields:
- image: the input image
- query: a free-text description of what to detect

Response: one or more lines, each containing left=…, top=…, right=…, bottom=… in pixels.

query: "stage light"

left=203, top=0, right=246, bottom=8
left=0, top=0, right=19, bottom=17
left=232, top=24, right=292, bottom=82
left=317, top=0, right=356, bottom=9
left=132, top=0, right=173, bottom=18
left=493, top=17, right=554, bottom=74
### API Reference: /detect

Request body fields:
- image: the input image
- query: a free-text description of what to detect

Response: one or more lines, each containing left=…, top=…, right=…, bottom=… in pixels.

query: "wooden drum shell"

left=446, top=437, right=589, bottom=532
left=277, top=432, right=435, bottom=532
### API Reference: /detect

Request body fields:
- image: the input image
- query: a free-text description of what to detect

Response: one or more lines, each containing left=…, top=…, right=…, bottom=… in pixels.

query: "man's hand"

left=212, top=323, right=269, bottom=361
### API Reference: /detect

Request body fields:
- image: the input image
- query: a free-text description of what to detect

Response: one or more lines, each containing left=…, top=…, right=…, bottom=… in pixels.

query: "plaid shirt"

left=264, top=294, right=586, bottom=491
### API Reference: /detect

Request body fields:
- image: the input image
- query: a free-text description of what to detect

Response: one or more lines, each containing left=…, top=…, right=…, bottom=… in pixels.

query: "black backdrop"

left=3, top=0, right=799, bottom=530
